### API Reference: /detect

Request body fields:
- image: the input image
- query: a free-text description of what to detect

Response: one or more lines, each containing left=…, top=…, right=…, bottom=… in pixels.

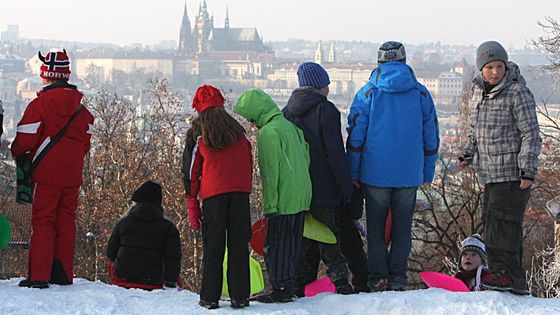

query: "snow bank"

left=1, top=278, right=559, bottom=314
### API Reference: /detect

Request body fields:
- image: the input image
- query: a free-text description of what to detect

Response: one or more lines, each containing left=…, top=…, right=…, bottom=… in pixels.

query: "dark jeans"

left=265, top=212, right=305, bottom=290
left=200, top=192, right=252, bottom=302
left=363, top=185, right=417, bottom=289
left=336, top=205, right=368, bottom=289
left=483, top=181, right=530, bottom=291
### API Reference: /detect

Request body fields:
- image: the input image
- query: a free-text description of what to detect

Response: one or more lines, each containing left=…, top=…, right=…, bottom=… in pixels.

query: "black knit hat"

left=460, top=234, right=487, bottom=267
left=131, top=181, right=162, bottom=206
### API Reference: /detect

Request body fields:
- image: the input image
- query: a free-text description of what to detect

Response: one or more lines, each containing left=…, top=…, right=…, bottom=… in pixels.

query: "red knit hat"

left=192, top=84, right=224, bottom=113
left=38, top=50, right=71, bottom=81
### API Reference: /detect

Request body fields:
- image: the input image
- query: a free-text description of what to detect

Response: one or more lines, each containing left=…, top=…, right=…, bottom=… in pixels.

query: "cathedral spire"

left=178, top=1, right=193, bottom=55
left=225, top=6, right=230, bottom=29
left=328, top=42, right=336, bottom=63
left=315, top=41, right=324, bottom=64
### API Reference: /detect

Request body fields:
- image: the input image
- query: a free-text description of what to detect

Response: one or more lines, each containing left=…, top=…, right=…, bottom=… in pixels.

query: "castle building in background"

left=174, top=0, right=274, bottom=86
left=73, top=1, right=274, bottom=89
left=178, top=1, right=269, bottom=55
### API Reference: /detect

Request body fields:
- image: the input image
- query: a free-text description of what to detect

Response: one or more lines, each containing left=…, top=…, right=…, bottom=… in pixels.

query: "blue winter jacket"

left=347, top=61, right=439, bottom=187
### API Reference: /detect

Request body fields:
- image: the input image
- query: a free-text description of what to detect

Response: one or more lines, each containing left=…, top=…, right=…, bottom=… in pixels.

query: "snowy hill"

left=1, top=278, right=559, bottom=314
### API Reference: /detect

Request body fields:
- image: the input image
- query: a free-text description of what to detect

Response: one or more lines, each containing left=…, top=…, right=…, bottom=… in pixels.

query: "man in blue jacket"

left=347, top=41, right=439, bottom=291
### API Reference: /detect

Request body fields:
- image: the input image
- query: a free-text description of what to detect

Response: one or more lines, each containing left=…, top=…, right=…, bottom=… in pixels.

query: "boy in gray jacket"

left=458, top=41, right=542, bottom=295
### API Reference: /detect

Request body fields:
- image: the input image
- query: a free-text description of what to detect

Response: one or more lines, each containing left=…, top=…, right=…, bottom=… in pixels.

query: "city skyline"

left=1, top=0, right=559, bottom=48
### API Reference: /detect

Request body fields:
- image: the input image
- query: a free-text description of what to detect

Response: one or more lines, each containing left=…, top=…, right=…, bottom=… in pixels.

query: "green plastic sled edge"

left=221, top=250, right=265, bottom=297
left=303, top=212, right=337, bottom=244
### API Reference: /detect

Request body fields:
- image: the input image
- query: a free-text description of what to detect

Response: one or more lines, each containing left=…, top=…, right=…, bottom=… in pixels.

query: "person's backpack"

left=16, top=105, right=84, bottom=205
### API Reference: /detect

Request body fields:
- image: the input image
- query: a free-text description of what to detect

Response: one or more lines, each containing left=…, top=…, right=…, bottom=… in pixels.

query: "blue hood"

left=369, top=61, right=417, bottom=93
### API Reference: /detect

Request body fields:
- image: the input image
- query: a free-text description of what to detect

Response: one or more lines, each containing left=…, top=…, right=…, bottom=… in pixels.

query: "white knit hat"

left=460, top=234, right=487, bottom=266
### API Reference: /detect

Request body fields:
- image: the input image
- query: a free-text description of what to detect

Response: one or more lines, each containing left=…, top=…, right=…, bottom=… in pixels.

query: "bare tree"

left=528, top=246, right=560, bottom=298
left=75, top=79, right=204, bottom=289
left=530, top=16, right=560, bottom=78
left=408, top=151, right=485, bottom=287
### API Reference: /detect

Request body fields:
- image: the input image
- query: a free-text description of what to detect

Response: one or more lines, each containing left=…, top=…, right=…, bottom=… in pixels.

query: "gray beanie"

left=476, top=41, right=508, bottom=70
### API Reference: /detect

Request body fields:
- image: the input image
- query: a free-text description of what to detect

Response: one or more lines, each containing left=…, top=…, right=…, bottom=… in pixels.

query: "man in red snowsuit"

left=11, top=50, right=94, bottom=289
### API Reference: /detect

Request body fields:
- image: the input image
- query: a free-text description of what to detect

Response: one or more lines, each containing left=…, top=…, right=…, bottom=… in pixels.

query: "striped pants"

left=264, top=212, right=305, bottom=290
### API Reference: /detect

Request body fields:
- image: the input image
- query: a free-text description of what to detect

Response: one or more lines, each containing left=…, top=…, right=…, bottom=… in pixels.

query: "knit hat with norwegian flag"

left=38, top=50, right=71, bottom=81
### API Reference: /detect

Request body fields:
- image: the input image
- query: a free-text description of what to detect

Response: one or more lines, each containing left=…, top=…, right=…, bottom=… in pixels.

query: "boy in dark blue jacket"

left=283, top=62, right=354, bottom=295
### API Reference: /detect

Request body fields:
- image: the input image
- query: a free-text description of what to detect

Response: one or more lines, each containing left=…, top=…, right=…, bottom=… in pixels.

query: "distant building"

left=416, top=71, right=440, bottom=97
left=74, top=52, right=174, bottom=82
left=437, top=71, right=462, bottom=104
left=0, top=71, right=17, bottom=103
left=416, top=63, right=467, bottom=105
left=1, top=25, right=19, bottom=43
left=175, top=0, right=275, bottom=85
left=267, top=63, right=373, bottom=97
left=17, top=77, right=43, bottom=103
left=314, top=41, right=337, bottom=65
left=0, top=54, right=25, bottom=73
left=178, top=1, right=269, bottom=56
left=315, top=41, right=324, bottom=64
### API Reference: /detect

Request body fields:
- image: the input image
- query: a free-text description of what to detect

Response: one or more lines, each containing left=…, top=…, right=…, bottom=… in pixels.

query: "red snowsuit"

left=11, top=81, right=94, bottom=284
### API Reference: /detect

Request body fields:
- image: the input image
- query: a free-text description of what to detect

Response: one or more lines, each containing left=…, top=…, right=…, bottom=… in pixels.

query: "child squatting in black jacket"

left=106, top=181, right=182, bottom=290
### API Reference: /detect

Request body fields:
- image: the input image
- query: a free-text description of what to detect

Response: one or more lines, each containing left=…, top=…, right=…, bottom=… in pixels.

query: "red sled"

left=250, top=218, right=267, bottom=256
left=419, top=271, right=470, bottom=292
left=384, top=209, right=392, bottom=246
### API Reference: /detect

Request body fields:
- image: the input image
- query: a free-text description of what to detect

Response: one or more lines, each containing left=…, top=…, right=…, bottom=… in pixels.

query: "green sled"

left=303, top=212, right=336, bottom=244
left=0, top=214, right=12, bottom=249
left=221, top=251, right=265, bottom=297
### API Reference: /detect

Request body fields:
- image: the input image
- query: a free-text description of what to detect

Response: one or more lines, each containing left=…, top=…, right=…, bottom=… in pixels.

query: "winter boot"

left=369, top=278, right=388, bottom=292
left=334, top=280, right=355, bottom=295
left=49, top=259, right=72, bottom=285
left=353, top=283, right=371, bottom=293
left=293, top=286, right=306, bottom=298
left=198, top=300, right=219, bottom=309
left=18, top=279, right=49, bottom=289
left=509, top=287, right=530, bottom=296
left=230, top=298, right=249, bottom=309
left=256, top=287, right=294, bottom=303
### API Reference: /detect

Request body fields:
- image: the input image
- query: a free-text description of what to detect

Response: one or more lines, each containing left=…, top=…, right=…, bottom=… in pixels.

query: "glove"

left=353, top=219, right=367, bottom=238
left=163, top=281, right=177, bottom=290
left=187, top=196, right=202, bottom=231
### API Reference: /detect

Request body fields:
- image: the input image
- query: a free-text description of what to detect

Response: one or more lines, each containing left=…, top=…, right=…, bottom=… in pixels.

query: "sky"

left=1, top=277, right=560, bottom=314
left=1, top=0, right=559, bottom=48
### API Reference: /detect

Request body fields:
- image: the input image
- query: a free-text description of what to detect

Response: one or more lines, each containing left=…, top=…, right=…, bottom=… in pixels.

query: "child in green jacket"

left=234, top=88, right=312, bottom=303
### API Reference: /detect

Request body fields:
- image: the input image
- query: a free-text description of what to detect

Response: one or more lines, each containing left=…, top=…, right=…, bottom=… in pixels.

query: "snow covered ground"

left=1, top=277, right=560, bottom=315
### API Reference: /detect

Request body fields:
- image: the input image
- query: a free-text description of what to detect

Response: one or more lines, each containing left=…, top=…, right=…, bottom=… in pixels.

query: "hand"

left=187, top=196, right=202, bottom=231
left=352, top=180, right=361, bottom=188
left=520, top=179, right=533, bottom=190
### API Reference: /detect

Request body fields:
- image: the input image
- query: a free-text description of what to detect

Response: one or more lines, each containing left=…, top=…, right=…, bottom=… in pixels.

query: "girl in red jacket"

left=186, top=85, right=253, bottom=310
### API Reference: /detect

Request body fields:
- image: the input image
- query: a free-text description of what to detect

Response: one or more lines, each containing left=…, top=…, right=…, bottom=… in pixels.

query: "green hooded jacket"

left=234, top=88, right=312, bottom=216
